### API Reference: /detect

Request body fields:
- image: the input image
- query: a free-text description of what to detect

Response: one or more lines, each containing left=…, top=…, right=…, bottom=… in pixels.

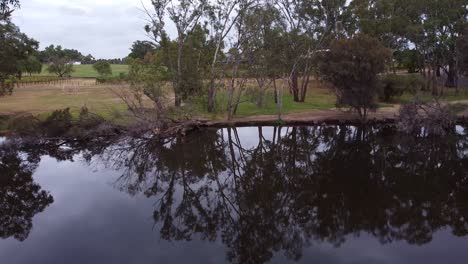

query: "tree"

left=128, top=40, right=155, bottom=60
left=147, top=0, right=208, bottom=107
left=244, top=3, right=281, bottom=108
left=93, top=61, right=112, bottom=76
left=47, top=58, right=74, bottom=78
left=0, top=144, right=54, bottom=241
left=205, top=0, right=253, bottom=112
left=111, top=56, right=169, bottom=126
left=42, top=45, right=78, bottom=77
left=82, top=54, right=95, bottom=64
left=0, top=21, right=38, bottom=95
left=0, top=0, right=19, bottom=21
left=458, top=26, right=468, bottom=76
left=38, top=45, right=84, bottom=63
left=319, top=34, right=392, bottom=120
left=17, top=55, right=42, bottom=77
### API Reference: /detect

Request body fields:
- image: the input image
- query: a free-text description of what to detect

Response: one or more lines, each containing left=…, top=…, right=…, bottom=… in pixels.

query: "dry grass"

left=0, top=80, right=129, bottom=119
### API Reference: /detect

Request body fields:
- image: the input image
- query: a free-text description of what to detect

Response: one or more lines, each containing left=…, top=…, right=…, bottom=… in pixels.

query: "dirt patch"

left=201, top=106, right=401, bottom=127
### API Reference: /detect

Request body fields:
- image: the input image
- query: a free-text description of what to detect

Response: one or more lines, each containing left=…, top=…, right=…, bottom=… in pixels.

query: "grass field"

left=36, top=64, right=129, bottom=78
left=1, top=78, right=468, bottom=133
left=0, top=85, right=128, bottom=119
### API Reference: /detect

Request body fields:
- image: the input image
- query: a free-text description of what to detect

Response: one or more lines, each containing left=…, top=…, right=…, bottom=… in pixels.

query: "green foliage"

left=155, top=25, right=214, bottom=101
left=319, top=34, right=392, bottom=119
left=7, top=114, right=39, bottom=136
left=1, top=77, right=15, bottom=96
left=93, top=61, right=112, bottom=76
left=96, top=72, right=127, bottom=84
left=36, top=64, right=128, bottom=78
left=127, top=56, right=169, bottom=110
left=17, top=55, right=42, bottom=76
left=128, top=40, right=155, bottom=60
left=459, top=27, right=468, bottom=76
left=394, top=49, right=423, bottom=73
left=17, top=76, right=60, bottom=83
left=47, top=58, right=74, bottom=77
left=379, top=74, right=425, bottom=102
left=0, top=0, right=19, bottom=20
left=38, top=44, right=84, bottom=63
left=42, top=108, right=73, bottom=137
left=0, top=21, right=38, bottom=95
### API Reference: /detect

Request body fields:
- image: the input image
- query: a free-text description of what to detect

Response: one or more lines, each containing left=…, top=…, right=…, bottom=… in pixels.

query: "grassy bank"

left=35, top=64, right=129, bottom=78
left=1, top=79, right=468, bottom=132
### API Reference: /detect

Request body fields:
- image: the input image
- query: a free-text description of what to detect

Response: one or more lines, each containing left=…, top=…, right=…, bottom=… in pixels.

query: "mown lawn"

left=36, top=64, right=129, bottom=78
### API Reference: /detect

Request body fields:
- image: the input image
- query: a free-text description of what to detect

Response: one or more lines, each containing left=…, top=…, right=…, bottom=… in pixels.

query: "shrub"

left=42, top=108, right=73, bottom=137
left=379, top=74, right=426, bottom=102
left=397, top=98, right=456, bottom=136
left=93, top=61, right=112, bottom=76
left=319, top=34, right=392, bottom=120
left=8, top=114, right=40, bottom=136
left=96, top=74, right=128, bottom=85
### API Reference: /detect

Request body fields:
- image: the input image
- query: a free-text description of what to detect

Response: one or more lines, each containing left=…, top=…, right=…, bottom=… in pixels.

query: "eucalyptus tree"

left=147, top=0, right=209, bottom=107
left=459, top=26, right=468, bottom=75
left=206, top=0, right=254, bottom=112
left=272, top=0, right=353, bottom=103
left=243, top=3, right=280, bottom=108
left=410, top=0, right=467, bottom=94
left=0, top=0, right=19, bottom=21
left=225, top=1, right=260, bottom=120
left=354, top=0, right=414, bottom=72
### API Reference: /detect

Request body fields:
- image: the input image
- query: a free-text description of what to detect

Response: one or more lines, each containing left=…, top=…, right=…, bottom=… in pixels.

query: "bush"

left=78, top=106, right=105, bottom=129
left=319, top=34, right=392, bottom=120
left=93, top=61, right=112, bottom=76
left=397, top=98, right=456, bottom=136
left=0, top=77, right=16, bottom=96
left=42, top=108, right=73, bottom=137
left=379, top=74, right=425, bottom=102
left=96, top=74, right=128, bottom=85
left=8, top=114, right=40, bottom=136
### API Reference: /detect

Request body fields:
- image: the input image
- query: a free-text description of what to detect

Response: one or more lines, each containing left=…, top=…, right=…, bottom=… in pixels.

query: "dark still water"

left=1, top=125, right=468, bottom=264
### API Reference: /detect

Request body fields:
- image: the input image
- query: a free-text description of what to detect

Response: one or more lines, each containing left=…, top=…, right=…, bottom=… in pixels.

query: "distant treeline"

left=35, top=45, right=126, bottom=65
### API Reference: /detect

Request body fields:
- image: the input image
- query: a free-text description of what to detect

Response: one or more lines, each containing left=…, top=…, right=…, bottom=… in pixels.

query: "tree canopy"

left=0, top=21, right=38, bottom=95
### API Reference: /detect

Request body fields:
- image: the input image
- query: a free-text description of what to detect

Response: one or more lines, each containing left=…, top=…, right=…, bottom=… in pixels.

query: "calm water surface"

left=1, top=125, right=468, bottom=264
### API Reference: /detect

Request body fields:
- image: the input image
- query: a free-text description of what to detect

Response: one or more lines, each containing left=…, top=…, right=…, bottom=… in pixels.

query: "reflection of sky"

left=0, top=129, right=468, bottom=263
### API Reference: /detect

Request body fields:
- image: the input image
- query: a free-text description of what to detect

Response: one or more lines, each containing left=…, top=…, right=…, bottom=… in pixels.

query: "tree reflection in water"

left=0, top=143, right=53, bottom=241
left=1, top=125, right=467, bottom=263
left=89, top=125, right=468, bottom=264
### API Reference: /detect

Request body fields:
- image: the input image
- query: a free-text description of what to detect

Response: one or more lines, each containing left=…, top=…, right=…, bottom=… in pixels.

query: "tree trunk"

left=273, top=78, right=278, bottom=104
left=299, top=73, right=311, bottom=103
left=445, top=59, right=458, bottom=91
left=207, top=40, right=223, bottom=113
left=207, top=85, right=217, bottom=112
left=256, top=89, right=264, bottom=108
left=175, top=38, right=183, bottom=107
left=291, top=70, right=299, bottom=102
left=431, top=64, right=439, bottom=96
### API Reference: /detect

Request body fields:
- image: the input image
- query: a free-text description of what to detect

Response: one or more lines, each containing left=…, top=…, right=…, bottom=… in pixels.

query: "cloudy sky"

left=12, top=0, right=158, bottom=59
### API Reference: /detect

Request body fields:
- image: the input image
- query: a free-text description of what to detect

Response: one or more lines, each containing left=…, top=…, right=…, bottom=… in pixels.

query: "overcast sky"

left=12, top=0, right=158, bottom=59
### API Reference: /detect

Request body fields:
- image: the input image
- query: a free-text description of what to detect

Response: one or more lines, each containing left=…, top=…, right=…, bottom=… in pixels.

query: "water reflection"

left=0, top=143, right=53, bottom=241
left=1, top=125, right=468, bottom=263
left=89, top=125, right=468, bottom=263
